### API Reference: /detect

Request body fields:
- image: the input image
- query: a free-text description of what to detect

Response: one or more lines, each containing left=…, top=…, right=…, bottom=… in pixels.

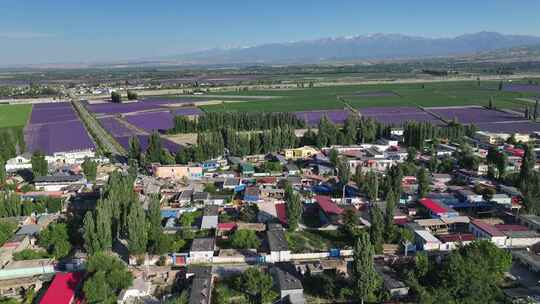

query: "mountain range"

left=171, top=32, right=540, bottom=64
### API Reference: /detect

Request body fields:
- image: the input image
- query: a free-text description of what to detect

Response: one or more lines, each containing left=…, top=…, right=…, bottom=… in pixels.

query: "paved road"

left=73, top=100, right=126, bottom=156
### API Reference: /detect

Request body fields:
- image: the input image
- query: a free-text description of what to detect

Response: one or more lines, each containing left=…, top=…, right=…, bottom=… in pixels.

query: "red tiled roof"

left=419, top=198, right=448, bottom=214
left=471, top=220, right=505, bottom=237
left=315, top=195, right=343, bottom=215
left=218, top=223, right=237, bottom=231
left=275, top=203, right=288, bottom=225
left=257, top=177, right=276, bottom=184
left=494, top=224, right=529, bottom=232
left=40, top=272, right=83, bottom=304
left=438, top=233, right=475, bottom=243
left=394, top=218, right=409, bottom=226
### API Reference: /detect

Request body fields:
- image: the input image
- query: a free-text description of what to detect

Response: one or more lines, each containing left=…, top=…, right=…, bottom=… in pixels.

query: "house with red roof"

left=418, top=198, right=459, bottom=219
left=314, top=195, right=343, bottom=226
left=469, top=220, right=507, bottom=247
left=39, top=272, right=83, bottom=304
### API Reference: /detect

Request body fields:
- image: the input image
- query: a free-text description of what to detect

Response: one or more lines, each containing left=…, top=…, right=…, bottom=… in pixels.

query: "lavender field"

left=98, top=116, right=182, bottom=153
left=359, top=107, right=442, bottom=125
left=125, top=107, right=202, bottom=133
left=429, top=107, right=526, bottom=124
left=85, top=99, right=204, bottom=115
left=503, top=83, right=540, bottom=94
left=25, top=103, right=95, bottom=154
left=294, top=110, right=355, bottom=126
left=476, top=121, right=540, bottom=133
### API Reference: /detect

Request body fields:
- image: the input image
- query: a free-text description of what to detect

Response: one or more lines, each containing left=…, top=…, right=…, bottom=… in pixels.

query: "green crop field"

left=0, top=104, right=32, bottom=128
left=200, top=81, right=535, bottom=112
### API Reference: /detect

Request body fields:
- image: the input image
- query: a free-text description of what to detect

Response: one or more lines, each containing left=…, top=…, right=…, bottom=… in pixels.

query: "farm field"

left=0, top=104, right=32, bottom=128
left=200, top=81, right=535, bottom=112
left=25, top=103, right=95, bottom=154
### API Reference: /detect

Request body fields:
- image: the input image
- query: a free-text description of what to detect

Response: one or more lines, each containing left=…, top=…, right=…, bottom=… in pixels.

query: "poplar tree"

left=127, top=201, right=148, bottom=255
left=417, top=168, right=430, bottom=198
left=0, top=155, right=5, bottom=184
left=147, top=194, right=162, bottom=253
left=31, top=151, right=48, bottom=177
left=286, top=191, right=302, bottom=231
left=82, top=158, right=98, bottom=182
left=95, top=199, right=113, bottom=251
left=369, top=206, right=384, bottom=254
left=128, top=136, right=142, bottom=164
left=353, top=233, right=380, bottom=304
left=83, top=211, right=100, bottom=254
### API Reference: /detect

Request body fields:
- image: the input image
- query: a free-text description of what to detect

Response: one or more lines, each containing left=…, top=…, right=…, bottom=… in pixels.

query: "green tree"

left=230, top=230, right=260, bottom=249
left=95, top=199, right=113, bottom=251
left=495, top=152, right=507, bottom=180
left=369, top=206, right=384, bottom=254
left=83, top=252, right=133, bottom=304
left=39, top=223, right=71, bottom=259
left=363, top=171, right=379, bottom=202
left=83, top=211, right=100, bottom=254
left=286, top=191, right=302, bottom=231
left=328, top=148, right=339, bottom=167
left=416, top=167, right=430, bottom=198
left=337, top=158, right=350, bottom=201
left=31, top=151, right=48, bottom=177
left=238, top=267, right=276, bottom=304
left=127, top=201, right=148, bottom=255
left=146, top=132, right=163, bottom=163
left=111, top=91, right=122, bottom=103
left=384, top=190, right=398, bottom=242
left=353, top=233, right=380, bottom=304
left=342, top=208, right=359, bottom=238
left=0, top=155, right=5, bottom=184
left=520, top=143, right=536, bottom=191
left=126, top=90, right=138, bottom=100
left=128, top=136, right=142, bottom=164
left=82, top=158, right=98, bottom=182
left=147, top=194, right=162, bottom=253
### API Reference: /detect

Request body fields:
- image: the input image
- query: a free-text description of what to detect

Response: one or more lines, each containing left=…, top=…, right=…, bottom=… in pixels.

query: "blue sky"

left=1, top=0, right=539, bottom=65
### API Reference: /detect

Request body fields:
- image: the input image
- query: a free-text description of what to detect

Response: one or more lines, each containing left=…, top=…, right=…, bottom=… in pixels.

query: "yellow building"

left=152, top=164, right=203, bottom=180
left=283, top=146, right=318, bottom=160
left=475, top=131, right=530, bottom=145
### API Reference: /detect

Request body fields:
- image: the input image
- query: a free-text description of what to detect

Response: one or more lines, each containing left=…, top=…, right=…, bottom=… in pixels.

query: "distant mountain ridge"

left=174, top=32, right=540, bottom=64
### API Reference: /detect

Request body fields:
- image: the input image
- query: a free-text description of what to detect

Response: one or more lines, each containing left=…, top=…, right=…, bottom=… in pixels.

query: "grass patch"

left=200, top=81, right=535, bottom=112
left=286, top=229, right=350, bottom=253
left=0, top=104, right=32, bottom=128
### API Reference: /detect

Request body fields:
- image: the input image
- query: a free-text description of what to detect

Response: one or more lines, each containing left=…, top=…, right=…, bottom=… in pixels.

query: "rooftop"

left=267, top=229, right=289, bottom=252
left=203, top=205, right=219, bottom=217
left=273, top=263, right=303, bottom=291
left=190, top=237, right=215, bottom=252
left=34, top=175, right=83, bottom=183
left=40, top=272, right=83, bottom=304
left=471, top=219, right=505, bottom=237
left=418, top=198, right=448, bottom=214
left=314, top=195, right=343, bottom=215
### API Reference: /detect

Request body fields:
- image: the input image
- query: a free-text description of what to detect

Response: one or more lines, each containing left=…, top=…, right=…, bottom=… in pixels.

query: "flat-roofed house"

left=189, top=238, right=215, bottom=263
left=201, top=206, right=219, bottom=229
left=34, top=175, right=85, bottom=192
left=267, top=227, right=290, bottom=262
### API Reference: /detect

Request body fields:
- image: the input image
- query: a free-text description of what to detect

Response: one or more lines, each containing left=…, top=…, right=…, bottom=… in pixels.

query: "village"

left=1, top=122, right=540, bottom=304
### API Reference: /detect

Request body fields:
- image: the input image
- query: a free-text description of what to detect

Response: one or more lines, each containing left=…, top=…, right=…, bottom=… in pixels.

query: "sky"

left=1, top=0, right=540, bottom=65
